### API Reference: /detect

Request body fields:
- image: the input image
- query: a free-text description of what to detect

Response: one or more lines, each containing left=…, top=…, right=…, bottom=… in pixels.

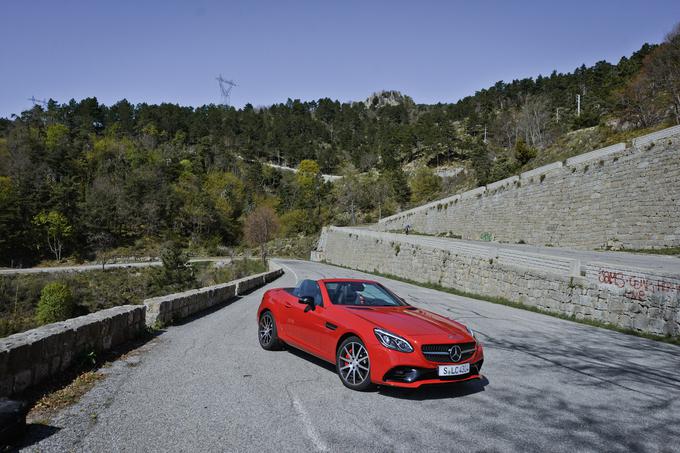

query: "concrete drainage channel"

left=0, top=263, right=283, bottom=443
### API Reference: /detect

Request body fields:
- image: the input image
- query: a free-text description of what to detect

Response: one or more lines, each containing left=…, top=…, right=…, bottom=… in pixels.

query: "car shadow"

left=6, top=423, right=61, bottom=451
left=281, top=344, right=337, bottom=373
left=378, top=375, right=489, bottom=400
left=280, top=344, right=489, bottom=400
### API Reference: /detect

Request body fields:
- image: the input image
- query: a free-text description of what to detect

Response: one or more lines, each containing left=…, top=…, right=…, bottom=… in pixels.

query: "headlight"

left=374, top=328, right=413, bottom=353
left=465, top=325, right=476, bottom=339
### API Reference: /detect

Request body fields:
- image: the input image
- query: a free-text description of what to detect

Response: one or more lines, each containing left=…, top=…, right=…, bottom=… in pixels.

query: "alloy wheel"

left=259, top=313, right=274, bottom=346
left=338, top=341, right=370, bottom=385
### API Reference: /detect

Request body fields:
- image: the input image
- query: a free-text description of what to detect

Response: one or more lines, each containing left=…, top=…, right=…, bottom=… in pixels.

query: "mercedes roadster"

left=257, top=278, right=484, bottom=390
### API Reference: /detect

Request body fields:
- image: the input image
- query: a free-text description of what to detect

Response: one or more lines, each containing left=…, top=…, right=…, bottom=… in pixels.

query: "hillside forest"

left=1, top=24, right=679, bottom=267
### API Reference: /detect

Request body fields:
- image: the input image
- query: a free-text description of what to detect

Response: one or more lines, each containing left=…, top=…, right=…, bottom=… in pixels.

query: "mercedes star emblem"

left=449, top=345, right=462, bottom=362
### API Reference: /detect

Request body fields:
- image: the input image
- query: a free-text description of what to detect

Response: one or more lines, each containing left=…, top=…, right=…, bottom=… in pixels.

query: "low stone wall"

left=235, top=267, right=284, bottom=294
left=313, top=227, right=680, bottom=336
left=0, top=264, right=285, bottom=398
left=144, top=266, right=284, bottom=327
left=0, top=305, right=146, bottom=397
left=144, top=283, right=237, bottom=327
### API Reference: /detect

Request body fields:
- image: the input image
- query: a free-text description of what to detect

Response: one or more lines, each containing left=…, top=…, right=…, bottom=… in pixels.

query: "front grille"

left=421, top=342, right=476, bottom=363
left=383, top=359, right=484, bottom=383
left=419, top=359, right=484, bottom=381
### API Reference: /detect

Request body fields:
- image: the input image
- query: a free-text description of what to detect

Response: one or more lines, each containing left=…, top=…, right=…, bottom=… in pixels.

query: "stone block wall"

left=314, top=227, right=680, bottom=336
left=376, top=126, right=680, bottom=250
left=144, top=266, right=284, bottom=327
left=144, top=283, right=237, bottom=327
left=0, top=305, right=146, bottom=397
left=0, top=264, right=284, bottom=397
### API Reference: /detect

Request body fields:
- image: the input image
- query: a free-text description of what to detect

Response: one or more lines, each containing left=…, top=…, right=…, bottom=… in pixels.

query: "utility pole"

left=576, top=94, right=581, bottom=117
left=483, top=125, right=487, bottom=144
left=556, top=107, right=561, bottom=123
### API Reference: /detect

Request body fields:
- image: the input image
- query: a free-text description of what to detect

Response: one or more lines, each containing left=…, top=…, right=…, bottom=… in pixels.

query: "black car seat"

left=338, top=284, right=357, bottom=305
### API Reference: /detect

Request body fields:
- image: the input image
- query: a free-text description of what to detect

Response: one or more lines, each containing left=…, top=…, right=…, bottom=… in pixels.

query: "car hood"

left=345, top=306, right=471, bottom=341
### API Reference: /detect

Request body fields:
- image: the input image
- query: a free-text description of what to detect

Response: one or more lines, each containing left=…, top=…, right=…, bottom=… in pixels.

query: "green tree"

left=152, top=241, right=196, bottom=292
left=409, top=166, right=442, bottom=204
left=514, top=139, right=537, bottom=166
left=32, top=211, right=73, bottom=261
left=45, top=123, right=69, bottom=151
left=333, top=164, right=362, bottom=225
left=382, top=168, right=411, bottom=206
left=470, top=142, right=492, bottom=186
left=279, top=209, right=316, bottom=236
left=173, top=172, right=212, bottom=240
left=202, top=171, right=245, bottom=241
left=0, top=176, right=21, bottom=265
left=36, top=282, right=75, bottom=324
left=369, top=172, right=393, bottom=221
left=647, top=23, right=680, bottom=124
left=295, top=159, right=322, bottom=210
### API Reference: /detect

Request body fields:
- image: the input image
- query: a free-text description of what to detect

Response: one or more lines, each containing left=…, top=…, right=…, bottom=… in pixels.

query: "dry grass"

left=27, top=371, right=104, bottom=421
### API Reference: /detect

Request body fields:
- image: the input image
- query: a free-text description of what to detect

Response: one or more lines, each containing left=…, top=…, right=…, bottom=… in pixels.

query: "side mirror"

left=298, top=296, right=315, bottom=306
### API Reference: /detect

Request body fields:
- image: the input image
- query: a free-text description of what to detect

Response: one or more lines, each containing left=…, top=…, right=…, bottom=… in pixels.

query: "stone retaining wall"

left=0, top=264, right=284, bottom=397
left=313, top=227, right=680, bottom=336
left=144, top=266, right=284, bottom=327
left=375, top=126, right=680, bottom=250
left=144, top=283, right=237, bottom=327
left=0, top=305, right=146, bottom=397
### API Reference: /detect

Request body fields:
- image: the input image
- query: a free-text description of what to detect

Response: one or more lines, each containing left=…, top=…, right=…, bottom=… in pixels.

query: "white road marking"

left=278, top=260, right=299, bottom=284
left=291, top=394, right=328, bottom=452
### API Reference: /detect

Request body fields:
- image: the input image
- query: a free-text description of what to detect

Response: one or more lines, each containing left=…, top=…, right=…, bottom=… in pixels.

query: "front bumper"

left=370, top=341, right=485, bottom=388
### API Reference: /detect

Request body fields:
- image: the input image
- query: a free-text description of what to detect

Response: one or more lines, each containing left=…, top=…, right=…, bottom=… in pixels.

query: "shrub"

left=152, top=241, right=196, bottom=292
left=280, top=209, right=317, bottom=236
left=409, top=166, right=442, bottom=204
left=36, top=282, right=74, bottom=324
left=514, top=139, right=537, bottom=165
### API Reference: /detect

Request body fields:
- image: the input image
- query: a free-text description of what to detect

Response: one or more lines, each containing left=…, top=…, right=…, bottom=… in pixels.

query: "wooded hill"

left=1, top=25, right=678, bottom=266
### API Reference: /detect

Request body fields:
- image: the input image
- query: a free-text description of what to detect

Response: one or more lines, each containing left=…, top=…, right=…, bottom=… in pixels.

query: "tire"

left=258, top=311, right=281, bottom=350
left=336, top=336, right=373, bottom=391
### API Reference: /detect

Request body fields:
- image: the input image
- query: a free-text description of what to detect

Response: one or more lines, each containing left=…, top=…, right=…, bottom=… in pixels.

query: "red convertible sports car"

left=257, top=278, right=484, bottom=390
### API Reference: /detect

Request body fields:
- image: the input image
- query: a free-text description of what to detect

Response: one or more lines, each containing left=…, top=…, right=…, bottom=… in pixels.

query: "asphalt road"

left=18, top=259, right=680, bottom=452
left=351, top=226, right=680, bottom=274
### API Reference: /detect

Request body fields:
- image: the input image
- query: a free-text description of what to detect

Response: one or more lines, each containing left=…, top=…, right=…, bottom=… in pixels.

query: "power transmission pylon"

left=27, top=96, right=48, bottom=107
left=216, top=75, right=237, bottom=106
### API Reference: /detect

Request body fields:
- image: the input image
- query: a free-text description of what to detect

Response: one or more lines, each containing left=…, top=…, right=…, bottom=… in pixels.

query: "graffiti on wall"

left=480, top=232, right=493, bottom=242
left=598, top=269, right=680, bottom=302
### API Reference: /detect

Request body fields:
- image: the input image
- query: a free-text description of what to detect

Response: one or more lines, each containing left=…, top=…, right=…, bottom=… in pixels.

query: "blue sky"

left=1, top=0, right=679, bottom=118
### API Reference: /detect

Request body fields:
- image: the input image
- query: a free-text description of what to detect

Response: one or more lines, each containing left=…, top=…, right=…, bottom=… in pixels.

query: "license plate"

left=438, top=363, right=470, bottom=377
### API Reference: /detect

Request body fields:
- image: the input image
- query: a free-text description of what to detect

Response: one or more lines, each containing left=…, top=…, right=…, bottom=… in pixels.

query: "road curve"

left=18, top=259, right=680, bottom=452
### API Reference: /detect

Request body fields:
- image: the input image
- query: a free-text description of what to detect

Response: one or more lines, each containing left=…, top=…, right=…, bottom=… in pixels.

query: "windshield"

left=324, top=281, right=406, bottom=307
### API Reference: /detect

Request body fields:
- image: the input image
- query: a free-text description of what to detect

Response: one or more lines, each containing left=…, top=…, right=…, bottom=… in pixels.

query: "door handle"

left=285, top=302, right=292, bottom=308
left=325, top=322, right=338, bottom=331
